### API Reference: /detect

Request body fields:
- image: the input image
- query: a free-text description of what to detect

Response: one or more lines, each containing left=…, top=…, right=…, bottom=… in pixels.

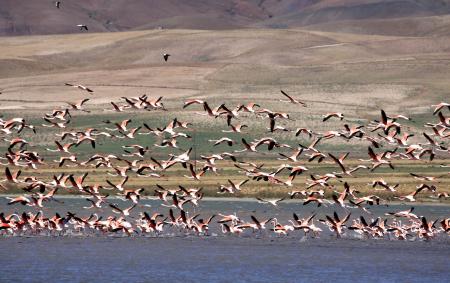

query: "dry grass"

left=0, top=28, right=449, bottom=202
left=1, top=29, right=450, bottom=108
left=2, top=159, right=449, bottom=203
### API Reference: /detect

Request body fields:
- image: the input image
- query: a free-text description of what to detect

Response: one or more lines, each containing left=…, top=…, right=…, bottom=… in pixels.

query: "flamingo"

left=332, top=183, right=350, bottom=208
left=209, top=137, right=235, bottom=146
left=64, top=83, right=93, bottom=93
left=432, top=102, right=450, bottom=115
left=395, top=187, right=425, bottom=202
left=278, top=147, right=303, bottom=162
left=279, top=90, right=307, bottom=106
left=2, top=167, right=22, bottom=183
left=109, top=203, right=137, bottom=216
left=409, top=173, right=444, bottom=182
left=67, top=99, right=90, bottom=112
left=7, top=196, right=34, bottom=206
left=222, top=124, right=248, bottom=133
left=161, top=194, right=192, bottom=210
left=256, top=197, right=285, bottom=207
left=106, top=176, right=129, bottom=192
left=367, top=146, right=395, bottom=171
left=184, top=163, right=207, bottom=180
left=386, top=207, right=418, bottom=219
left=322, top=112, right=344, bottom=122
left=183, top=99, right=205, bottom=109
left=321, top=212, right=351, bottom=238
left=42, top=117, right=70, bottom=128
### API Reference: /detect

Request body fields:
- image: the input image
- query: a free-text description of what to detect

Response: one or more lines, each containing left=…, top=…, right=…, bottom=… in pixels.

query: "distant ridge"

left=1, top=0, right=450, bottom=36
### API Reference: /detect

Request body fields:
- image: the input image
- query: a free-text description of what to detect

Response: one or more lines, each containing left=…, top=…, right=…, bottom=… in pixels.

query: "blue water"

left=0, top=198, right=449, bottom=282
left=0, top=237, right=449, bottom=282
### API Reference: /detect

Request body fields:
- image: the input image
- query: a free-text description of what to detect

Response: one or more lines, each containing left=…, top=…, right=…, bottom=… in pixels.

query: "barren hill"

left=1, top=28, right=449, bottom=116
left=2, top=0, right=450, bottom=36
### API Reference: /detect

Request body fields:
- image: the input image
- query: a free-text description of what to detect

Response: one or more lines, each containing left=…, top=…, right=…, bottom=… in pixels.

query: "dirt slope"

left=2, top=0, right=450, bottom=36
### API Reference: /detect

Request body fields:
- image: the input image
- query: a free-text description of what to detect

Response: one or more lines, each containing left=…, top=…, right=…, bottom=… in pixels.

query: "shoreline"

left=0, top=194, right=449, bottom=206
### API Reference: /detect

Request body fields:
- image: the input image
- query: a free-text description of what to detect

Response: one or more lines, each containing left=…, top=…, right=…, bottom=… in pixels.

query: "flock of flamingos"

left=0, top=83, right=449, bottom=241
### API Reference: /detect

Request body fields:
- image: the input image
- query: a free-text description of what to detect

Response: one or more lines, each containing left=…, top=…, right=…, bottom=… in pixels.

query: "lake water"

left=0, top=237, right=449, bottom=282
left=0, top=198, right=449, bottom=282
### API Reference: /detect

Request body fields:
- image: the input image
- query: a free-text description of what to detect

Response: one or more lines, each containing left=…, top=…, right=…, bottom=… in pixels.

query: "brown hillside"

left=2, top=0, right=450, bottom=36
